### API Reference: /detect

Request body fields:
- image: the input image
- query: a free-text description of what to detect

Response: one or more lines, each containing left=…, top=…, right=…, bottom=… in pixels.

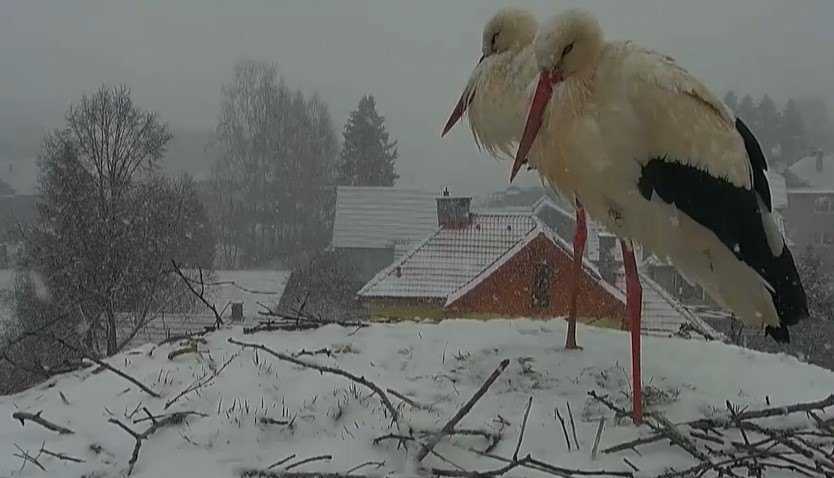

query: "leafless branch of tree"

left=284, top=455, right=333, bottom=471
left=386, top=387, right=435, bottom=412
left=228, top=337, right=399, bottom=426
left=513, top=397, right=533, bottom=461
left=590, top=417, right=605, bottom=460
left=164, top=352, right=239, bottom=409
left=109, top=409, right=207, bottom=475
left=172, top=260, right=223, bottom=327
left=45, top=334, right=160, bottom=398
left=12, top=411, right=75, bottom=435
left=13, top=443, right=46, bottom=472
left=555, top=406, right=572, bottom=452
left=416, top=358, right=510, bottom=462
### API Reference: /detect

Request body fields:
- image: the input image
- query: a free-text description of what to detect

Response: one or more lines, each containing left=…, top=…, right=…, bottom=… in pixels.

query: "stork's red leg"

left=620, top=240, right=643, bottom=424
left=566, top=201, right=587, bottom=350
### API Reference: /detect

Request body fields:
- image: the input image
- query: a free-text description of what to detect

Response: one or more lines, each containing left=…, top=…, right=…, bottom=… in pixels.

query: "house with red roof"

left=358, top=193, right=719, bottom=339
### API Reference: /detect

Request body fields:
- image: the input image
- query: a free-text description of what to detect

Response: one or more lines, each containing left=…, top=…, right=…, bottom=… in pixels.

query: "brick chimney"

left=816, top=150, right=825, bottom=173
left=436, top=187, right=472, bottom=228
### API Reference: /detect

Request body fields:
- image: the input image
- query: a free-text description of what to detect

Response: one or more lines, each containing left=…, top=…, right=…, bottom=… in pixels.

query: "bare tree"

left=16, top=85, right=213, bottom=358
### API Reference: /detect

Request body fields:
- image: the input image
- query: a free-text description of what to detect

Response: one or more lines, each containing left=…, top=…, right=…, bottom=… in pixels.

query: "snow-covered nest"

left=2, top=319, right=833, bottom=477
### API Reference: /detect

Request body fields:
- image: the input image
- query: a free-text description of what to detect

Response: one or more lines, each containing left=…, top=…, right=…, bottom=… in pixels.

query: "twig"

left=109, top=410, right=206, bottom=474
left=240, top=472, right=376, bottom=478
left=416, top=358, right=510, bottom=462
left=109, top=419, right=143, bottom=475
left=47, top=334, right=160, bottom=398
left=172, top=260, right=223, bottom=326
left=386, top=388, right=435, bottom=412
left=267, top=454, right=297, bottom=470
left=132, top=410, right=208, bottom=425
left=12, top=411, right=75, bottom=435
left=284, top=455, right=332, bottom=471
left=293, top=348, right=332, bottom=358
left=228, top=338, right=399, bottom=426
left=432, top=453, right=634, bottom=478
left=258, top=417, right=291, bottom=426
left=688, top=394, right=834, bottom=430
left=567, top=401, right=580, bottom=451
left=555, top=407, right=572, bottom=452
left=40, top=447, right=85, bottom=463
left=622, top=457, right=639, bottom=472
left=345, top=461, right=384, bottom=474
left=165, top=352, right=238, bottom=409
left=13, top=444, right=46, bottom=472
left=590, top=417, right=605, bottom=460
left=514, top=396, right=533, bottom=461
left=86, top=359, right=158, bottom=397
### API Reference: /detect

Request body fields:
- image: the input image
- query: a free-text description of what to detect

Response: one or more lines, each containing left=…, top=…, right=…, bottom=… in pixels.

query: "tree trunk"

left=105, top=310, right=118, bottom=356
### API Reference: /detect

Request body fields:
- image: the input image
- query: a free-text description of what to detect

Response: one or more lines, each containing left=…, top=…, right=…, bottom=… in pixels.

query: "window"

left=532, top=263, right=553, bottom=309
left=814, top=196, right=834, bottom=213
left=824, top=232, right=834, bottom=247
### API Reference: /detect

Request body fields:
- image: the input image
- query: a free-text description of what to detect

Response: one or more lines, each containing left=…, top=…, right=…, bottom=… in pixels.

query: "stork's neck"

left=557, top=72, right=595, bottom=119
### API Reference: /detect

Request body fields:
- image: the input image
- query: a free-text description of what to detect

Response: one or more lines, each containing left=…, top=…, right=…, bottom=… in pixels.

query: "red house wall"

left=446, top=234, right=627, bottom=324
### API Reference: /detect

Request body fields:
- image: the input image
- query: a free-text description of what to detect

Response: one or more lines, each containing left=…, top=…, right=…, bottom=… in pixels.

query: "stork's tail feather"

left=763, top=245, right=809, bottom=343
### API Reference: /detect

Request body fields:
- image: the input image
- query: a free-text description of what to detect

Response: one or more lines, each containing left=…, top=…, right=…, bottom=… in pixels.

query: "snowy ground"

left=1, top=319, right=833, bottom=477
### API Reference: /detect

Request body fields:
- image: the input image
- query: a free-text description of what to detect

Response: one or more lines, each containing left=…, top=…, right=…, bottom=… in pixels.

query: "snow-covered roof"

left=640, top=274, right=722, bottom=340
left=788, top=154, right=834, bottom=190
left=358, top=213, right=536, bottom=299
left=332, top=186, right=439, bottom=250
left=358, top=207, right=719, bottom=340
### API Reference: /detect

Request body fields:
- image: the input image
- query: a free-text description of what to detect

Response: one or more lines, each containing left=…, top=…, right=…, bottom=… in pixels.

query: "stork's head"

left=442, top=8, right=537, bottom=137
left=482, top=7, right=538, bottom=58
left=510, top=9, right=604, bottom=181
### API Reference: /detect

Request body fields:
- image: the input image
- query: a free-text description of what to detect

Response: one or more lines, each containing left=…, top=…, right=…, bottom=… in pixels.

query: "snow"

left=207, top=270, right=290, bottom=318
left=2, top=319, right=833, bottom=477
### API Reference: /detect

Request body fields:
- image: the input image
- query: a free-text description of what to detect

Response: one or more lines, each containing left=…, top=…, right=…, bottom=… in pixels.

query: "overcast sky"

left=2, top=1, right=833, bottom=194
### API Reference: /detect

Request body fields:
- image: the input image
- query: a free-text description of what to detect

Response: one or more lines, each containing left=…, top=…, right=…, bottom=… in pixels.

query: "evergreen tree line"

left=209, top=59, right=399, bottom=268
left=723, top=91, right=833, bottom=167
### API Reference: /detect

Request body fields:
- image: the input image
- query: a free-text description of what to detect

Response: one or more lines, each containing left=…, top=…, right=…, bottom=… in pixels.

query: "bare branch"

left=284, top=455, right=333, bottom=471
left=172, top=260, right=223, bottom=327
left=417, top=358, right=510, bottom=461
left=12, top=411, right=75, bottom=435
left=228, top=338, right=399, bottom=426
left=165, top=352, right=238, bottom=409
left=514, top=396, right=533, bottom=461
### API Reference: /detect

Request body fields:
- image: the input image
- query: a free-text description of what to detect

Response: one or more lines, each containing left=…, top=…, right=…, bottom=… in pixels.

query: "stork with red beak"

left=513, top=9, right=809, bottom=423
left=443, top=7, right=590, bottom=350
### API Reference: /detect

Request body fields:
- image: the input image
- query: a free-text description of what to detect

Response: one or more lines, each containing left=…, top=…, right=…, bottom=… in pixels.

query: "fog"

left=2, top=0, right=834, bottom=194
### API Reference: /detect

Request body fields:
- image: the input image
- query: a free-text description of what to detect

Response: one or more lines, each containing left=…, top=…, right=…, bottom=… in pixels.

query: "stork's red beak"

left=510, top=70, right=560, bottom=182
left=441, top=54, right=486, bottom=137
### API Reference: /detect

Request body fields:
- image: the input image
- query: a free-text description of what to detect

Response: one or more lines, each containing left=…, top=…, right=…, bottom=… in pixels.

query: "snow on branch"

left=590, top=390, right=834, bottom=478
left=227, top=337, right=399, bottom=427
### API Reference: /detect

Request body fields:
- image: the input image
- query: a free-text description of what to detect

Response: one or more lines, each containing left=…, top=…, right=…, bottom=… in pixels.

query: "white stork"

left=442, top=7, right=590, bottom=350
left=512, top=9, right=809, bottom=422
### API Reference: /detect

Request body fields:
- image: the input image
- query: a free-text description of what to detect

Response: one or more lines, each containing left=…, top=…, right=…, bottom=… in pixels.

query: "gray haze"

left=2, top=0, right=834, bottom=194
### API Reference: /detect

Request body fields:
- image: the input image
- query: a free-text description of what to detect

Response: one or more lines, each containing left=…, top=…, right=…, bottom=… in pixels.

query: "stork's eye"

left=491, top=32, right=500, bottom=50
left=562, top=43, right=574, bottom=57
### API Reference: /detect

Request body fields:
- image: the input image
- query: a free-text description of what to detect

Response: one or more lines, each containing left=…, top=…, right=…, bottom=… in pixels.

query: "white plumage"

left=515, top=9, right=806, bottom=335
left=443, top=8, right=591, bottom=350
